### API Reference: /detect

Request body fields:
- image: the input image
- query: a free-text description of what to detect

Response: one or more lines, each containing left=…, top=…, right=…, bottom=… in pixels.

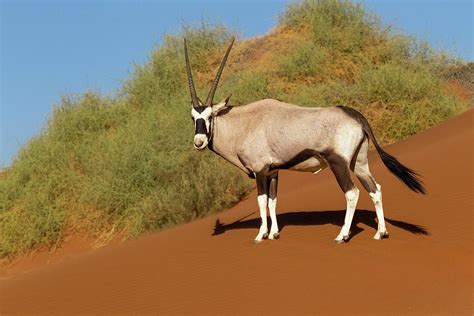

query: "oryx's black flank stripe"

left=337, top=105, right=426, bottom=194
left=268, top=148, right=355, bottom=193
left=269, top=149, right=319, bottom=171
left=195, top=118, right=207, bottom=134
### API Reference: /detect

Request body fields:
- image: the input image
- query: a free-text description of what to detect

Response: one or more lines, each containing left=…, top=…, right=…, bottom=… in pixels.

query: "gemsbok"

left=184, top=39, right=425, bottom=243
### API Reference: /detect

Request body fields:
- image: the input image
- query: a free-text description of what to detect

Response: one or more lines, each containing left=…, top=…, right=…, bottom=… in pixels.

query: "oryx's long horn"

left=205, top=39, right=235, bottom=106
left=184, top=38, right=200, bottom=107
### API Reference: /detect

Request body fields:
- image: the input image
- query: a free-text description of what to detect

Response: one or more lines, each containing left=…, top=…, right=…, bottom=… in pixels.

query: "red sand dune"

left=1, top=109, right=473, bottom=315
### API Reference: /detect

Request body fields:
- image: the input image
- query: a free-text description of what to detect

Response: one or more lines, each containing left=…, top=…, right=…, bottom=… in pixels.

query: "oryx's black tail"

left=375, top=149, right=426, bottom=194
left=338, top=106, right=426, bottom=194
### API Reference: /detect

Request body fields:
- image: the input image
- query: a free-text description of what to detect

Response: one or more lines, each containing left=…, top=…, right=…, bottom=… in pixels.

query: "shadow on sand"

left=213, top=209, right=429, bottom=239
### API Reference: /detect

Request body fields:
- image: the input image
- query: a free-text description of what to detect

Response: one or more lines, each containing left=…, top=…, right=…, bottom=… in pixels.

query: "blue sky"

left=1, top=0, right=473, bottom=167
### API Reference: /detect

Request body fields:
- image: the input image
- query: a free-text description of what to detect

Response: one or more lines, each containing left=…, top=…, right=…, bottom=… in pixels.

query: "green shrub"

left=280, top=0, right=380, bottom=54
left=220, top=70, right=270, bottom=105
left=278, top=41, right=329, bottom=81
left=354, top=63, right=437, bottom=104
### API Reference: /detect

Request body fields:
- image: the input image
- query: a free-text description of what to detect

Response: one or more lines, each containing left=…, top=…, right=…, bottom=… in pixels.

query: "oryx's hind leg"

left=354, top=138, right=389, bottom=240
left=267, top=173, right=280, bottom=240
left=254, top=174, right=269, bottom=243
left=327, top=154, right=359, bottom=243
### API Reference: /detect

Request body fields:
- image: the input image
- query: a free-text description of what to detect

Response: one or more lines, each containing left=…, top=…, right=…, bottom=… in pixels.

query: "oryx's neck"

left=209, top=106, right=248, bottom=173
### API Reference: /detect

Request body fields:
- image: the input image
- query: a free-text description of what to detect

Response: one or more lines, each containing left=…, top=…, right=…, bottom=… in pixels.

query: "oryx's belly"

left=289, top=156, right=328, bottom=173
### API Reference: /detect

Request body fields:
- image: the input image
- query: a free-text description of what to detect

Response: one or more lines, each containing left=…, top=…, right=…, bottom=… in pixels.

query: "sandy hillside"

left=1, top=109, right=473, bottom=315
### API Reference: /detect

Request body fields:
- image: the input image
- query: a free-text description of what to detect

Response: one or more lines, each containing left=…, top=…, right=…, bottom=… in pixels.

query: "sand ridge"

left=1, top=109, right=473, bottom=315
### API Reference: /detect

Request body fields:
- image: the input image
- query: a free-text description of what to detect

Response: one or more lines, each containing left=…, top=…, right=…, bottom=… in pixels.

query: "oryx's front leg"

left=268, top=173, right=280, bottom=240
left=254, top=174, right=269, bottom=243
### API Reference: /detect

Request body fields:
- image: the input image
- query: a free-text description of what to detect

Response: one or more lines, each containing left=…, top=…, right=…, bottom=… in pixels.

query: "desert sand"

left=1, top=109, right=473, bottom=315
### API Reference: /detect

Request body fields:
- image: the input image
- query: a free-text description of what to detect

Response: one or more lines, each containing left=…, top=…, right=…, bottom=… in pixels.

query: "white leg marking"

left=255, top=194, right=268, bottom=242
left=335, top=188, right=359, bottom=243
left=268, top=198, right=279, bottom=239
left=370, top=183, right=389, bottom=240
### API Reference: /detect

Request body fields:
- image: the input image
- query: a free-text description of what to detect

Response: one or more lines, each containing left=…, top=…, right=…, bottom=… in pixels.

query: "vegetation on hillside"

left=0, top=0, right=470, bottom=259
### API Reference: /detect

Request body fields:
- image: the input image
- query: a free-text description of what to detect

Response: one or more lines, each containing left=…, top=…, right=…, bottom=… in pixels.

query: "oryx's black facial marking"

left=191, top=106, right=213, bottom=150
left=195, top=118, right=207, bottom=135
left=191, top=106, right=212, bottom=134
left=193, top=106, right=207, bottom=114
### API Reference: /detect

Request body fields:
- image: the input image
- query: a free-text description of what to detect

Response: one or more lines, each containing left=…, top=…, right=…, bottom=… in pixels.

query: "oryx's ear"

left=212, top=95, right=231, bottom=115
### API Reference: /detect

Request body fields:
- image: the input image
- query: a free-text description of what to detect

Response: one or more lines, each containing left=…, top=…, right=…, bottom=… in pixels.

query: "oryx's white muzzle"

left=193, top=134, right=208, bottom=150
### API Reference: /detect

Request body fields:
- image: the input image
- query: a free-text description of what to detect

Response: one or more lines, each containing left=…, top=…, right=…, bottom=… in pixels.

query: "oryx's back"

left=232, top=99, right=364, bottom=160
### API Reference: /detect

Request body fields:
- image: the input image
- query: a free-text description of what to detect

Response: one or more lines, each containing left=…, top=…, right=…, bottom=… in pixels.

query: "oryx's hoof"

left=254, top=233, right=269, bottom=244
left=269, top=232, right=280, bottom=240
left=374, top=231, right=389, bottom=240
left=334, top=232, right=350, bottom=244
left=334, top=235, right=350, bottom=244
